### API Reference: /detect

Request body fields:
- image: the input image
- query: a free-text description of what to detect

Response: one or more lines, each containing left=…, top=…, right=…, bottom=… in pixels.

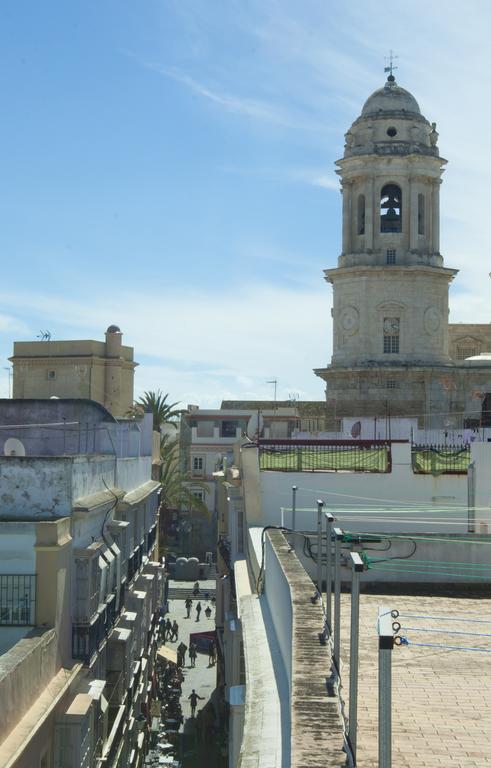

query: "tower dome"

left=361, top=75, right=421, bottom=117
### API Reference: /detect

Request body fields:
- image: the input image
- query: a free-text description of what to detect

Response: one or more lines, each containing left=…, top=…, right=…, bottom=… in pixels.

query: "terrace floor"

left=339, top=592, right=491, bottom=767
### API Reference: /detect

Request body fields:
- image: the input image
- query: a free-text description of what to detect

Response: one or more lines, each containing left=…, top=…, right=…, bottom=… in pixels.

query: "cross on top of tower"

left=384, top=50, right=398, bottom=81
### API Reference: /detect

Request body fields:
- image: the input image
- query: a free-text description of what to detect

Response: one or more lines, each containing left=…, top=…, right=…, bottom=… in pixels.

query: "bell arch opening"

left=380, top=184, right=402, bottom=233
left=357, top=194, right=366, bottom=235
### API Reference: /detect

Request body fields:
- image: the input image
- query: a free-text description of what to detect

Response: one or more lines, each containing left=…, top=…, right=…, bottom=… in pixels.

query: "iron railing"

left=411, top=444, right=471, bottom=474
left=258, top=439, right=392, bottom=473
left=0, top=574, right=36, bottom=625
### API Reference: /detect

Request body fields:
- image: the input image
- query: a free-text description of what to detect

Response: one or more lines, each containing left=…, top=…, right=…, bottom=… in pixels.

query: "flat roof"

left=340, top=591, right=491, bottom=766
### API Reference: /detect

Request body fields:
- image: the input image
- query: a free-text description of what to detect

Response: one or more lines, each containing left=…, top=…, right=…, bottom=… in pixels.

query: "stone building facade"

left=10, top=325, right=136, bottom=419
left=315, top=74, right=491, bottom=428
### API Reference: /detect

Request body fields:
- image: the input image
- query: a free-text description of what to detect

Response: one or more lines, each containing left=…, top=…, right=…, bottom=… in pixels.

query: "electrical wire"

left=396, top=636, right=491, bottom=653
left=369, top=565, right=491, bottom=580
left=346, top=530, right=491, bottom=546
left=401, top=626, right=491, bottom=639
left=399, top=613, right=491, bottom=624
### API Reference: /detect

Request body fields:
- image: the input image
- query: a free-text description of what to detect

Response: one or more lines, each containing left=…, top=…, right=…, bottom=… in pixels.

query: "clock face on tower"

left=383, top=317, right=400, bottom=334
left=339, top=306, right=359, bottom=335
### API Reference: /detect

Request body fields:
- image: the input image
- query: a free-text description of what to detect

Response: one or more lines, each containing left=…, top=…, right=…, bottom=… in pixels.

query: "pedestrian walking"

left=171, top=620, right=179, bottom=641
left=189, top=642, right=197, bottom=668
left=164, top=618, right=172, bottom=642
left=208, top=640, right=216, bottom=666
left=195, top=602, right=202, bottom=621
left=177, top=641, right=187, bottom=667
left=188, top=689, right=204, bottom=717
left=193, top=581, right=200, bottom=596
left=204, top=605, right=212, bottom=620
left=185, top=597, right=193, bottom=618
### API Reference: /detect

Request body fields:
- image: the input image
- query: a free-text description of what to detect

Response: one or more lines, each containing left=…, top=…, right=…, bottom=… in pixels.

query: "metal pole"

left=325, top=512, right=335, bottom=632
left=333, top=527, right=343, bottom=672
left=378, top=606, right=394, bottom=768
left=316, top=500, right=323, bottom=595
left=291, top=485, right=297, bottom=544
left=348, top=552, right=364, bottom=762
left=468, top=461, right=476, bottom=533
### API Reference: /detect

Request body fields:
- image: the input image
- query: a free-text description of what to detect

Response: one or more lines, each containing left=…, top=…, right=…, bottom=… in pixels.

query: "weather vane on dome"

left=384, top=50, right=398, bottom=79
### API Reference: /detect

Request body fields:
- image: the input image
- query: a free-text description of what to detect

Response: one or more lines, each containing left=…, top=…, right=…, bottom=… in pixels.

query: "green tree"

left=158, top=437, right=209, bottom=554
left=158, top=439, right=209, bottom=517
left=128, top=390, right=183, bottom=432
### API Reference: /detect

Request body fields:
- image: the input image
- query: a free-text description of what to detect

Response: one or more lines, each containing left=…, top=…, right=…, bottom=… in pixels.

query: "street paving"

left=161, top=590, right=225, bottom=767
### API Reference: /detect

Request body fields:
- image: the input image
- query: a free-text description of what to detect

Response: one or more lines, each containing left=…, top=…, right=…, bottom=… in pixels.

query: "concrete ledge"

left=266, top=530, right=346, bottom=768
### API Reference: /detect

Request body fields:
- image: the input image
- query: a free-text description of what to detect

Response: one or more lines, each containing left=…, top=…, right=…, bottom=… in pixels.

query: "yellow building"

left=10, top=325, right=137, bottom=419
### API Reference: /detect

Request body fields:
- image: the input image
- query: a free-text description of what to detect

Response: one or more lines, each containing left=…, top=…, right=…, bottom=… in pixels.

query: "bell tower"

left=325, top=73, right=458, bottom=371
left=315, top=73, right=464, bottom=423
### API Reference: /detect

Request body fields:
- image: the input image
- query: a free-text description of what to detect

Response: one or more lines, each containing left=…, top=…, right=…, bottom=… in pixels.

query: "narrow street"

left=163, top=588, right=226, bottom=767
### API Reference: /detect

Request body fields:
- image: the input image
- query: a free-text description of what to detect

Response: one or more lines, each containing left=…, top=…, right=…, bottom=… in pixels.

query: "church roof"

left=361, top=75, right=421, bottom=117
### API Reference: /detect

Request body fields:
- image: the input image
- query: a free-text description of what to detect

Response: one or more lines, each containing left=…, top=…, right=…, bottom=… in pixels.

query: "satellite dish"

left=247, top=413, right=264, bottom=439
left=4, top=438, right=26, bottom=457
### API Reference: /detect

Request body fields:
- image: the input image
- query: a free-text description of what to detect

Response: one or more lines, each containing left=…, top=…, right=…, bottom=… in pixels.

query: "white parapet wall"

left=470, top=442, right=491, bottom=532
left=257, top=443, right=468, bottom=534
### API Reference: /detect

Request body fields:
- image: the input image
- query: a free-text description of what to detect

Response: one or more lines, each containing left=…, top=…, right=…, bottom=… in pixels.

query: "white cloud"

left=143, top=64, right=326, bottom=133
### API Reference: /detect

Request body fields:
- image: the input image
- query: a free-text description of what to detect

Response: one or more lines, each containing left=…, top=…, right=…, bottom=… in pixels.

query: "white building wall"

left=258, top=443, right=467, bottom=533
left=264, top=535, right=292, bottom=697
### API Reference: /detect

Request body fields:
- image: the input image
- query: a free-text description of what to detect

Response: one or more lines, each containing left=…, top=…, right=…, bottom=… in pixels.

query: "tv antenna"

left=37, top=330, right=52, bottom=341
left=267, top=379, right=278, bottom=409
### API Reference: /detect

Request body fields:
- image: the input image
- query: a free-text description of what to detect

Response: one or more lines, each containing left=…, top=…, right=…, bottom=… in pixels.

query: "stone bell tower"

left=315, top=73, right=461, bottom=423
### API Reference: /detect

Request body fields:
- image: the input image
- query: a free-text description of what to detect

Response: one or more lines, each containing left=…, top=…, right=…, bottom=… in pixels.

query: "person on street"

left=204, top=605, right=212, bottom=620
left=177, top=641, right=187, bottom=667
left=189, top=642, right=197, bottom=668
left=171, top=620, right=179, bottom=641
left=195, top=601, right=202, bottom=621
left=164, top=618, right=172, bottom=642
left=193, top=581, right=200, bottom=596
left=185, top=597, right=193, bottom=618
left=208, top=640, right=216, bottom=666
left=188, top=689, right=204, bottom=717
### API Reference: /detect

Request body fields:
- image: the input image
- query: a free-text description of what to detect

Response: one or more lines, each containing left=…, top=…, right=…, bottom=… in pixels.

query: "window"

left=47, top=370, right=56, bottom=380
left=386, top=126, right=397, bottom=137
left=384, top=336, right=399, bottom=354
left=418, top=193, right=425, bottom=235
left=221, top=420, right=239, bottom=438
left=386, top=379, right=399, bottom=389
left=386, top=248, right=396, bottom=264
left=456, top=347, right=477, bottom=360
left=192, top=456, right=204, bottom=472
left=357, top=194, right=365, bottom=235
left=383, top=317, right=400, bottom=354
left=191, top=489, right=205, bottom=502
left=380, top=184, right=402, bottom=233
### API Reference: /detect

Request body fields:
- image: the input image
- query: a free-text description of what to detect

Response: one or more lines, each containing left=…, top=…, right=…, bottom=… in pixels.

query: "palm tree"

left=157, top=437, right=209, bottom=554
left=128, top=390, right=184, bottom=432
left=158, top=440, right=209, bottom=517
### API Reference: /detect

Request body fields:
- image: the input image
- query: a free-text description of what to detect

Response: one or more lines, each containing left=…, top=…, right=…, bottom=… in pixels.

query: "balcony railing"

left=72, top=589, right=119, bottom=664
left=0, top=574, right=36, bottom=625
left=258, top=439, right=391, bottom=473
left=411, top=444, right=471, bottom=475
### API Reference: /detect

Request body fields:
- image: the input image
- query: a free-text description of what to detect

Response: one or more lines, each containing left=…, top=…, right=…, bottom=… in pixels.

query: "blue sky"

left=1, top=1, right=491, bottom=405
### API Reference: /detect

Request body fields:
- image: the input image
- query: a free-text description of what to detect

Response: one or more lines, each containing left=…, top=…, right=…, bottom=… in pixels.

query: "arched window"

left=357, top=194, right=365, bottom=235
left=380, top=184, right=402, bottom=233
left=418, top=193, right=425, bottom=235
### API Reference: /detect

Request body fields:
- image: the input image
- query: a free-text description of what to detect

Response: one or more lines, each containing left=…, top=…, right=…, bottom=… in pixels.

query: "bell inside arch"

left=380, top=183, right=402, bottom=233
